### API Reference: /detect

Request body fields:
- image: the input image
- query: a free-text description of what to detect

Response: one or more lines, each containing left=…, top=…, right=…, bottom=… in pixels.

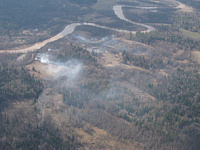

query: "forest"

left=68, top=0, right=97, bottom=5
left=0, top=0, right=200, bottom=149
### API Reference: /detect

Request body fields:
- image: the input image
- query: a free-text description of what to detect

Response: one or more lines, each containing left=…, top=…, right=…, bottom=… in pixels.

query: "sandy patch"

left=191, top=51, right=200, bottom=63
left=166, top=0, right=194, bottom=12
left=26, top=61, right=55, bottom=78
left=100, top=52, right=149, bottom=72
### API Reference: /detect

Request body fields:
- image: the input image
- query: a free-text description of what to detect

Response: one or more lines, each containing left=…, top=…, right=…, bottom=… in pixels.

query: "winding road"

left=0, top=0, right=190, bottom=53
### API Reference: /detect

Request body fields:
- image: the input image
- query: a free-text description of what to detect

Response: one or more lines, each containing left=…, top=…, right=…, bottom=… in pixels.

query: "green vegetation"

left=0, top=53, right=43, bottom=106
left=123, top=7, right=175, bottom=24
left=52, top=43, right=97, bottom=65
left=135, top=30, right=200, bottom=50
left=0, top=66, right=43, bottom=102
left=0, top=0, right=54, bottom=34
left=76, top=25, right=115, bottom=38
left=0, top=0, right=200, bottom=149
left=68, top=0, right=97, bottom=5
left=144, top=70, right=200, bottom=149
left=122, top=50, right=164, bottom=69
left=180, top=28, right=200, bottom=40
left=0, top=115, right=79, bottom=149
left=0, top=0, right=95, bottom=36
left=176, top=0, right=200, bottom=9
left=174, top=13, right=200, bottom=33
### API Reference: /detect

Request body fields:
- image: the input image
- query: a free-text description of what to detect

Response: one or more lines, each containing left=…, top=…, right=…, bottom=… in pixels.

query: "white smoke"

left=46, top=60, right=82, bottom=81
left=71, top=34, right=110, bottom=44
left=36, top=53, right=82, bottom=83
left=35, top=53, right=83, bottom=125
left=37, top=53, right=51, bottom=64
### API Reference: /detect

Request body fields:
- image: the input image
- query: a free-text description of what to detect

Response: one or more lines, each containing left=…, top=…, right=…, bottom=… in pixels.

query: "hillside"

left=0, top=0, right=200, bottom=149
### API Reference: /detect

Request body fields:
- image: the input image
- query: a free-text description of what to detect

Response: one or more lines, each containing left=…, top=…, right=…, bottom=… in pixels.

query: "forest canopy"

left=67, top=0, right=98, bottom=5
